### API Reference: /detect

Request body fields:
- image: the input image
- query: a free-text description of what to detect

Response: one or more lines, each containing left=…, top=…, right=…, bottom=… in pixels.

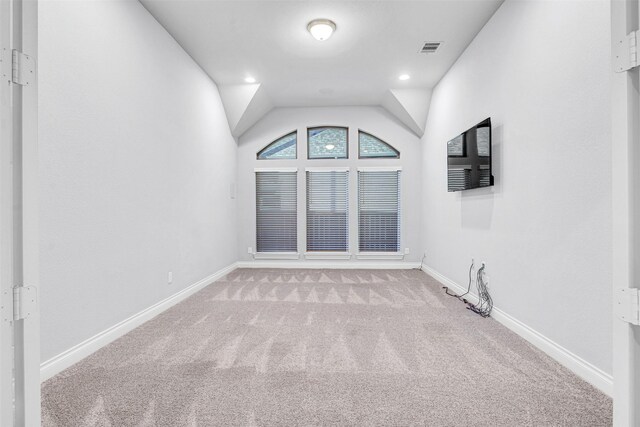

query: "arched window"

left=257, top=131, right=297, bottom=160
left=308, top=127, right=348, bottom=159
left=358, top=131, right=399, bottom=159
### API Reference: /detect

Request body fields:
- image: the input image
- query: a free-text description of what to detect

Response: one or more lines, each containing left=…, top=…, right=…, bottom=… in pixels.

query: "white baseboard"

left=236, top=261, right=421, bottom=269
left=40, top=262, right=238, bottom=382
left=421, top=265, right=613, bottom=397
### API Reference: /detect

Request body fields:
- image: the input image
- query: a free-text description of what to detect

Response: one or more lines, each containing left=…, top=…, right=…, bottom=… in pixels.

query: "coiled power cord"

left=443, top=260, right=493, bottom=318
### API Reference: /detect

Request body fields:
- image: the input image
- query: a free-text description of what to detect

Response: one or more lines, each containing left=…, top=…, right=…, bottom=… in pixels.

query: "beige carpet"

left=42, top=268, right=612, bottom=426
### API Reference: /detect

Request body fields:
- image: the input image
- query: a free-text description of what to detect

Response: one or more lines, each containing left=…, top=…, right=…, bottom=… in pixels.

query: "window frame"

left=305, top=167, right=350, bottom=254
left=254, top=167, right=299, bottom=256
left=356, top=166, right=402, bottom=256
left=358, top=130, right=400, bottom=159
left=306, top=126, right=349, bottom=160
left=256, top=130, right=298, bottom=160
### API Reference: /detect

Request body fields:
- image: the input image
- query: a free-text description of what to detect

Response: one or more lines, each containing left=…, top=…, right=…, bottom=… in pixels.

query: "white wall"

left=421, top=0, right=612, bottom=374
left=237, top=106, right=422, bottom=265
left=38, top=0, right=237, bottom=362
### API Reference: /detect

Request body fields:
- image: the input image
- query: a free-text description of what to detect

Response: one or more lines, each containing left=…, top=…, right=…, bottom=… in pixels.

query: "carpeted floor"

left=42, top=269, right=612, bottom=426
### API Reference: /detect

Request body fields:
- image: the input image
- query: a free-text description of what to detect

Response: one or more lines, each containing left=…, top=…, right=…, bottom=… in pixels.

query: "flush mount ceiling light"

left=398, top=74, right=411, bottom=81
left=325, top=144, right=335, bottom=150
left=307, top=19, right=336, bottom=41
left=244, top=76, right=257, bottom=83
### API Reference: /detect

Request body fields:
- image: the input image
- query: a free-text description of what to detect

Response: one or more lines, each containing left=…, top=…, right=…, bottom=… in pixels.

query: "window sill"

left=304, top=252, right=352, bottom=260
left=356, top=252, right=404, bottom=260
left=254, top=252, right=300, bottom=260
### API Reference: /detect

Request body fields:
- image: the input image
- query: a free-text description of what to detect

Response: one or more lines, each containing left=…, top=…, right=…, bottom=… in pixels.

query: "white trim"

left=305, top=167, right=350, bottom=172
left=40, top=262, right=238, bottom=382
left=254, top=167, right=298, bottom=173
left=357, top=166, right=402, bottom=172
left=304, top=252, right=352, bottom=260
left=5, top=0, right=41, bottom=423
left=0, top=3, right=15, bottom=422
left=253, top=252, right=300, bottom=260
left=611, top=2, right=640, bottom=424
left=237, top=260, right=420, bottom=269
left=420, top=264, right=613, bottom=397
left=356, top=252, right=404, bottom=260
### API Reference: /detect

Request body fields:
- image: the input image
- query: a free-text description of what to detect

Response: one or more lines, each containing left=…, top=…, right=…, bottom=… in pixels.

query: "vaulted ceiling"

left=140, top=0, right=503, bottom=137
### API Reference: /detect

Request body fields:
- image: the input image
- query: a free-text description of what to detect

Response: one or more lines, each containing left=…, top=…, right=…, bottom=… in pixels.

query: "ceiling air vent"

left=420, top=42, right=441, bottom=54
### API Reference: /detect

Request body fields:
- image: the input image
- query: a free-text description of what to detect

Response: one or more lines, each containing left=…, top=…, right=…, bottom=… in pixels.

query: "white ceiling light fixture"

left=307, top=19, right=336, bottom=41
left=244, top=76, right=257, bottom=83
left=325, top=144, right=335, bottom=150
left=398, top=74, right=411, bottom=81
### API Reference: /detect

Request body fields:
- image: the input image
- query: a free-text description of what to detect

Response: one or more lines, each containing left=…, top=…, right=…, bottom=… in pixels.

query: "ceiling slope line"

left=219, top=84, right=274, bottom=137
left=380, top=89, right=432, bottom=137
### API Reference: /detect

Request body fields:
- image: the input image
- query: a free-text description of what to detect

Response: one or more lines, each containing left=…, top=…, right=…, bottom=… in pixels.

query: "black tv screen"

left=447, top=118, right=494, bottom=192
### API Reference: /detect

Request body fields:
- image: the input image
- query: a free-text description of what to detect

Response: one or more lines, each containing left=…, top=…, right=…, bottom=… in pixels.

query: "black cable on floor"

left=443, top=260, right=473, bottom=304
left=442, top=260, right=493, bottom=318
left=466, top=264, right=493, bottom=318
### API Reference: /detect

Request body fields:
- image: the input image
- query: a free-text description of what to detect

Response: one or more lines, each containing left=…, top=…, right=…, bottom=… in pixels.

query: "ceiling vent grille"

left=420, top=42, right=441, bottom=54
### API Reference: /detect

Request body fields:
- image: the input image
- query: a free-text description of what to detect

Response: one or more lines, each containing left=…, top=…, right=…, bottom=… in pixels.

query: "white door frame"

left=0, top=1, right=16, bottom=424
left=612, top=0, right=640, bottom=426
left=0, top=0, right=39, bottom=425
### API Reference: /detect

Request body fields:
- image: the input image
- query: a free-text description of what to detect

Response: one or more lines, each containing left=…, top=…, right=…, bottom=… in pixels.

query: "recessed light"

left=308, top=19, right=336, bottom=41
left=244, top=77, right=257, bottom=83
left=325, top=144, right=335, bottom=150
left=399, top=74, right=411, bottom=81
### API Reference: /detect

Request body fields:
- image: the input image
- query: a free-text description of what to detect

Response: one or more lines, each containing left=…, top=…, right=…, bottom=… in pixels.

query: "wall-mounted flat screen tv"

left=447, top=118, right=494, bottom=192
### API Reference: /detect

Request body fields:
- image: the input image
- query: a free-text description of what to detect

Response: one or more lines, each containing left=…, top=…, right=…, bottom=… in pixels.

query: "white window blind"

left=358, top=170, right=401, bottom=252
left=256, top=171, right=297, bottom=252
left=306, top=170, right=349, bottom=252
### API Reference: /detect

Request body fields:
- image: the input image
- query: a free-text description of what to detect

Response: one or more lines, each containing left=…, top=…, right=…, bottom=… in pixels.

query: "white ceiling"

left=140, top=0, right=503, bottom=136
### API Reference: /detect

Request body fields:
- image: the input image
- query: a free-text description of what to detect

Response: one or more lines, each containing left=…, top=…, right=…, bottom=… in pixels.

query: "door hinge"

left=616, top=288, right=640, bottom=325
left=11, top=49, right=34, bottom=86
left=13, top=286, right=37, bottom=321
left=614, top=30, right=639, bottom=72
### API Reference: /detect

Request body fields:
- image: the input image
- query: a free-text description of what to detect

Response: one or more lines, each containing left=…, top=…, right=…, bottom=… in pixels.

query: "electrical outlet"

left=247, top=247, right=253, bottom=254
left=404, top=248, right=410, bottom=255
left=168, top=271, right=173, bottom=284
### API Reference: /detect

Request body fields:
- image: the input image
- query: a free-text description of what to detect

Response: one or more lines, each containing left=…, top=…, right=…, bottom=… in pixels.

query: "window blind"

left=256, top=171, right=297, bottom=252
left=358, top=170, right=400, bottom=252
left=306, top=170, right=349, bottom=252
